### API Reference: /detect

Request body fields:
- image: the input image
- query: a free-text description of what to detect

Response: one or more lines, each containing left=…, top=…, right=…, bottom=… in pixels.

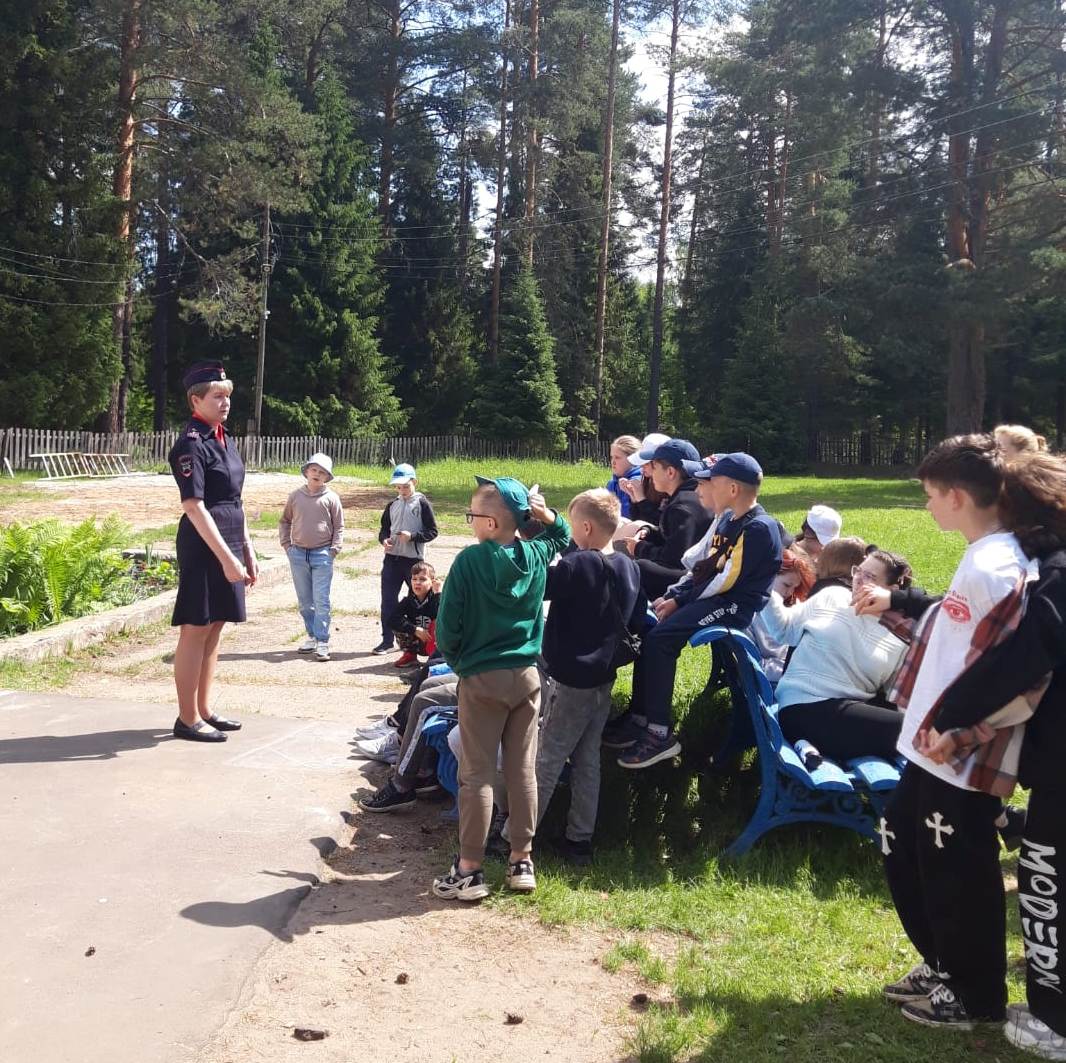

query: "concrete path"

left=0, top=689, right=357, bottom=1063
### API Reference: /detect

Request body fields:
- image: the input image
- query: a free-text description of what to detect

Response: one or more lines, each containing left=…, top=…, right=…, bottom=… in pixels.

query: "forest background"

left=1, top=0, right=1063, bottom=470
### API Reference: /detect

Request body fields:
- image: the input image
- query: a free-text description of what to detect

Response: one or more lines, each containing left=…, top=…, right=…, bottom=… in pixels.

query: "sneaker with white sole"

left=617, top=730, right=681, bottom=769
left=505, top=858, right=536, bottom=893
left=297, top=636, right=317, bottom=653
left=432, top=859, right=490, bottom=901
left=900, top=982, right=978, bottom=1030
left=360, top=779, right=416, bottom=813
left=1004, top=1006, right=1066, bottom=1059
left=353, top=730, right=400, bottom=762
left=315, top=641, right=330, bottom=661
left=354, top=721, right=394, bottom=740
left=371, top=641, right=394, bottom=655
left=883, top=962, right=946, bottom=1003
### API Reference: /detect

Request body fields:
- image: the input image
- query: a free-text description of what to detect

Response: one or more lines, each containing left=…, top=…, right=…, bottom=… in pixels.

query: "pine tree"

left=266, top=72, right=404, bottom=436
left=472, top=269, right=567, bottom=450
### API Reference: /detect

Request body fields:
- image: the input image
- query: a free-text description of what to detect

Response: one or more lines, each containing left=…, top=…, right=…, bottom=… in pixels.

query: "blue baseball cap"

left=389, top=462, right=416, bottom=484
left=474, top=475, right=531, bottom=521
left=636, top=438, right=701, bottom=473
left=694, top=451, right=763, bottom=486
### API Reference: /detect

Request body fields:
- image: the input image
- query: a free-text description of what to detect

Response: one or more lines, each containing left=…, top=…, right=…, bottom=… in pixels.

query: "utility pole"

left=249, top=202, right=271, bottom=437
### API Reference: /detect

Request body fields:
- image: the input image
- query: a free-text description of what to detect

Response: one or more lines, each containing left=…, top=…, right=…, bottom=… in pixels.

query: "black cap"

left=182, top=361, right=227, bottom=390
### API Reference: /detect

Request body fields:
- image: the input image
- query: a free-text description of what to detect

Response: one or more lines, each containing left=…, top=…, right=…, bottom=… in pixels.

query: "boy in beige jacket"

left=280, top=452, right=344, bottom=661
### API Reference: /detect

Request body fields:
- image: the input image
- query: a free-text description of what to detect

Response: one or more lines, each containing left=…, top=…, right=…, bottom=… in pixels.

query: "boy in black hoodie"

left=624, top=438, right=711, bottom=600
left=387, top=561, right=441, bottom=667
left=534, top=489, right=645, bottom=863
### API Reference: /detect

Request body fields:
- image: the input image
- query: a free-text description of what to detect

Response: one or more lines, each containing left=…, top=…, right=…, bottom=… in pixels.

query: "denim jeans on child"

left=288, top=546, right=334, bottom=643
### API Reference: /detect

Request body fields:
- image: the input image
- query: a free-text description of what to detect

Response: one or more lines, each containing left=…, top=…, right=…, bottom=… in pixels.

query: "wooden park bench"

left=688, top=626, right=903, bottom=857
left=30, top=452, right=133, bottom=479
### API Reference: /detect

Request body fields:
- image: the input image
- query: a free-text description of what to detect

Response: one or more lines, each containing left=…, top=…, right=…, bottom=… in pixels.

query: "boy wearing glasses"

left=432, top=476, right=570, bottom=901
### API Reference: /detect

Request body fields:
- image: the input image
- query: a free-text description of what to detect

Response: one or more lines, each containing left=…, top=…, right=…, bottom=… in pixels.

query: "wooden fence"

left=811, top=430, right=936, bottom=467
left=0, top=427, right=612, bottom=473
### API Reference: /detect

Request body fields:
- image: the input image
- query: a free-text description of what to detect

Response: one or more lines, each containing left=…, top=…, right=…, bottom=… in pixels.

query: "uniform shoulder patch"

left=179, top=454, right=194, bottom=478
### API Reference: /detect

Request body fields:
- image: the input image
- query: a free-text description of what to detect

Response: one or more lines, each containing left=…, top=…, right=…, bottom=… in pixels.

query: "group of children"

left=285, top=426, right=1066, bottom=1060
left=278, top=456, right=441, bottom=666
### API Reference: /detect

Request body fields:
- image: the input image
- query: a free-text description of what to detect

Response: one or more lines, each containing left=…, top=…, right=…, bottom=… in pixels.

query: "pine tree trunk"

left=681, top=137, right=708, bottom=306
left=489, top=0, right=511, bottom=362
left=107, top=0, right=142, bottom=433
left=151, top=207, right=171, bottom=431
left=457, top=71, right=471, bottom=297
left=522, top=0, right=539, bottom=268
left=379, top=0, right=401, bottom=238
left=592, top=0, right=621, bottom=432
left=647, top=0, right=680, bottom=432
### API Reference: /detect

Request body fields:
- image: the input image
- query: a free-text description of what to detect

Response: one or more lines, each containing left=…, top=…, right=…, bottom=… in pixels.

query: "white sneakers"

left=297, top=636, right=317, bottom=653
left=315, top=641, right=330, bottom=661
left=353, top=730, right=400, bottom=763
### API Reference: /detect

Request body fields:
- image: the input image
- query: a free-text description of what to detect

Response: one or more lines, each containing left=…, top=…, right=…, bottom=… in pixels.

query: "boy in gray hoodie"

left=373, top=462, right=439, bottom=655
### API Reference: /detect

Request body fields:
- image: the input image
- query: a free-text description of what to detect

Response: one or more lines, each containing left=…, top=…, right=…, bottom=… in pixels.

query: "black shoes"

left=206, top=715, right=242, bottom=732
left=359, top=779, right=417, bottom=813
left=173, top=718, right=227, bottom=743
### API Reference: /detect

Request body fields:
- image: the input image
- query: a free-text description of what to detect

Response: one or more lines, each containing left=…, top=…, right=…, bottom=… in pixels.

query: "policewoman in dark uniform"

left=168, top=361, right=259, bottom=742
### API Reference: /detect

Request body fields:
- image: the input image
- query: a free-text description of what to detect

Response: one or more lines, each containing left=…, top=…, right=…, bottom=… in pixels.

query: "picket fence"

left=0, top=427, right=611, bottom=473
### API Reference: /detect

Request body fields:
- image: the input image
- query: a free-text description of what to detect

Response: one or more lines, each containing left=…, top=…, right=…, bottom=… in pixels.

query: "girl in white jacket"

left=760, top=546, right=914, bottom=762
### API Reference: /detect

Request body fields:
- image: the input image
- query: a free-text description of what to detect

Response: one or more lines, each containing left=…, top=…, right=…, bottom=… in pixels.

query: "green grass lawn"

left=327, top=459, right=1024, bottom=1063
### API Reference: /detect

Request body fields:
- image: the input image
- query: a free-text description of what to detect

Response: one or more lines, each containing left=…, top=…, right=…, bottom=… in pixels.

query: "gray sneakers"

left=1004, top=1006, right=1066, bottom=1060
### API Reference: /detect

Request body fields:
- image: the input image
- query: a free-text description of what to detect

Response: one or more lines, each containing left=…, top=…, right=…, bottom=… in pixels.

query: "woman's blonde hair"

left=611, top=434, right=642, bottom=456
left=994, top=423, right=1047, bottom=457
left=187, top=378, right=234, bottom=410
left=815, top=536, right=867, bottom=582
left=1000, top=450, right=1066, bottom=557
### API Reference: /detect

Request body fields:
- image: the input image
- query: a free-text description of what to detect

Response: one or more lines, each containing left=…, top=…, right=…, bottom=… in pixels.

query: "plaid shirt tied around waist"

left=889, top=574, right=1049, bottom=797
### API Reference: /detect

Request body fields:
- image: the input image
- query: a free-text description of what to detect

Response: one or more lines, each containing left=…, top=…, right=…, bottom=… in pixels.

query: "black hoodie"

left=633, top=479, right=711, bottom=570
left=933, top=548, right=1066, bottom=792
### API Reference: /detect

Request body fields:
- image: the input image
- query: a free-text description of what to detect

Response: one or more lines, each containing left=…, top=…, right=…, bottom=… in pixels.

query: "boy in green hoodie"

left=432, top=475, right=570, bottom=901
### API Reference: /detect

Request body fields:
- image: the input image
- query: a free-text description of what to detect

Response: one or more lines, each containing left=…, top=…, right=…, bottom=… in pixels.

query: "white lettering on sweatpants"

left=1019, top=838, right=1062, bottom=994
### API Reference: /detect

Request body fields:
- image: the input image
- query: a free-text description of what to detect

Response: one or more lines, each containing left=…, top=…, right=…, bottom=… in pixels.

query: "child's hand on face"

left=431, top=577, right=443, bottom=594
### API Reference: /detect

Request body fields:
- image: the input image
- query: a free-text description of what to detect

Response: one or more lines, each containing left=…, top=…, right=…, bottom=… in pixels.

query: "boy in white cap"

left=280, top=453, right=344, bottom=661
left=374, top=462, right=439, bottom=655
left=797, top=503, right=842, bottom=558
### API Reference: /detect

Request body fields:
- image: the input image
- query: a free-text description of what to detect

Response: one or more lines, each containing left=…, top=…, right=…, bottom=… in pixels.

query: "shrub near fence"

left=0, top=428, right=612, bottom=473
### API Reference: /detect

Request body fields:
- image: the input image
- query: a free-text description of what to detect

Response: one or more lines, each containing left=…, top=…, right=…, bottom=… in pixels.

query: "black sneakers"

left=900, top=982, right=978, bottom=1030
left=359, top=779, right=416, bottom=813
left=432, top=858, right=490, bottom=901
left=505, top=858, right=536, bottom=892
left=883, top=962, right=945, bottom=1003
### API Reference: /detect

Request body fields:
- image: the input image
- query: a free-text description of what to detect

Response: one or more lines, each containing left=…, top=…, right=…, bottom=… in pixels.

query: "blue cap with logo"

left=636, top=437, right=701, bottom=473
left=389, top=462, right=417, bottom=485
left=693, top=451, right=763, bottom=486
left=474, top=475, right=531, bottom=521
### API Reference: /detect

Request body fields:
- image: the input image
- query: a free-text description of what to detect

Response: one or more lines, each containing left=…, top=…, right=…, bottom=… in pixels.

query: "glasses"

left=465, top=511, right=493, bottom=524
left=851, top=565, right=878, bottom=585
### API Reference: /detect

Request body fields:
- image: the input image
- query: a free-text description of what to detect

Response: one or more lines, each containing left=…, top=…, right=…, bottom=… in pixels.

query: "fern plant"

left=0, top=517, right=131, bottom=637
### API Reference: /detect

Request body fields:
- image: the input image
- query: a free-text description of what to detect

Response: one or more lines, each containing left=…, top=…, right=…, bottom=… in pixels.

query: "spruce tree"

left=473, top=269, right=567, bottom=451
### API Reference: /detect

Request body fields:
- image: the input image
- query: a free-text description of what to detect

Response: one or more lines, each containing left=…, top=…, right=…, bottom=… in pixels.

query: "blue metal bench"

left=688, top=626, right=902, bottom=857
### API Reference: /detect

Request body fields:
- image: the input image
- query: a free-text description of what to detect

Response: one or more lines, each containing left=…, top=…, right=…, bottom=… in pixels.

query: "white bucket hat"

left=301, top=452, right=334, bottom=482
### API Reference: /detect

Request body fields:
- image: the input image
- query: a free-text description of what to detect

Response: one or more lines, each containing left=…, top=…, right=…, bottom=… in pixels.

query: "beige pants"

left=457, top=666, right=540, bottom=863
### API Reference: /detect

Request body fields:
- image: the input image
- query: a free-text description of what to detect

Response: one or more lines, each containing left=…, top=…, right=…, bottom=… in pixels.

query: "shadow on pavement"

left=0, top=727, right=171, bottom=763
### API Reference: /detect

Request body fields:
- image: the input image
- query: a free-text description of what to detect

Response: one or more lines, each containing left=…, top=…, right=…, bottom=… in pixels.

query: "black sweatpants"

left=1018, top=788, right=1066, bottom=1034
left=379, top=554, right=417, bottom=645
left=882, top=762, right=1007, bottom=1020
left=779, top=698, right=903, bottom=763
left=636, top=558, right=686, bottom=601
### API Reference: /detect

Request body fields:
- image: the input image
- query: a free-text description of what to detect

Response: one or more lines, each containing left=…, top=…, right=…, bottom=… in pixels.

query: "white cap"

left=389, top=462, right=416, bottom=485
left=301, top=452, right=334, bottom=481
left=627, top=432, right=671, bottom=467
left=804, top=504, right=842, bottom=545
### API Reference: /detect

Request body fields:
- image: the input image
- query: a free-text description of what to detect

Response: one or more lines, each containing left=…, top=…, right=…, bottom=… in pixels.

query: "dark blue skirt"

left=171, top=502, right=247, bottom=626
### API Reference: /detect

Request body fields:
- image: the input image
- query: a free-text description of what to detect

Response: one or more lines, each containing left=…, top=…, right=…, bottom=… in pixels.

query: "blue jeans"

left=287, top=547, right=334, bottom=643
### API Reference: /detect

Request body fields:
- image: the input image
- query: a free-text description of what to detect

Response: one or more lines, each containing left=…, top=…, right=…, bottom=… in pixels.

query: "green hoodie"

left=435, top=515, right=571, bottom=677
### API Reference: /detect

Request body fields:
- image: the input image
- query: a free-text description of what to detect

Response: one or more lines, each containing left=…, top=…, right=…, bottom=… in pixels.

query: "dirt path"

left=51, top=517, right=644, bottom=1062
